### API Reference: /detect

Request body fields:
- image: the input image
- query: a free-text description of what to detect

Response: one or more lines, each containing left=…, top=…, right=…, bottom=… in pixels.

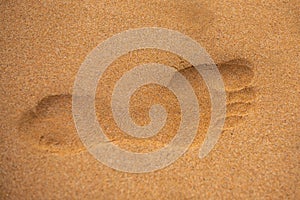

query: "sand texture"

left=1, top=0, right=299, bottom=199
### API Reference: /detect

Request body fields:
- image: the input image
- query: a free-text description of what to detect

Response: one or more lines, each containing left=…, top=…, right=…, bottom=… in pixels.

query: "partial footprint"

left=18, top=94, right=85, bottom=155
left=227, top=87, right=256, bottom=103
left=219, top=59, right=255, bottom=130
left=217, top=59, right=254, bottom=91
left=92, top=54, right=256, bottom=152
left=174, top=58, right=256, bottom=131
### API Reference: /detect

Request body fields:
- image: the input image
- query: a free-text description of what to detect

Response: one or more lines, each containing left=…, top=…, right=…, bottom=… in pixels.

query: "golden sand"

left=1, top=0, right=299, bottom=199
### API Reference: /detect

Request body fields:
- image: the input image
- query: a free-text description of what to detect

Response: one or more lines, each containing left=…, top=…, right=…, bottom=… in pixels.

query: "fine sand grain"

left=1, top=0, right=299, bottom=199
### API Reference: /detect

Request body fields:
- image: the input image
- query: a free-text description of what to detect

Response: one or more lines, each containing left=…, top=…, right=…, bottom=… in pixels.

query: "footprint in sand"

left=18, top=59, right=255, bottom=155
left=18, top=94, right=85, bottom=155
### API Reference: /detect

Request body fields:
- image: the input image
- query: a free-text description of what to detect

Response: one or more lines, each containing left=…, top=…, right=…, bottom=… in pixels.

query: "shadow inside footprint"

left=18, top=94, right=85, bottom=155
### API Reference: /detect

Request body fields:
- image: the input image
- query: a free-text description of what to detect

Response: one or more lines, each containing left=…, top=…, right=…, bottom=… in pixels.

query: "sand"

left=1, top=0, right=299, bottom=199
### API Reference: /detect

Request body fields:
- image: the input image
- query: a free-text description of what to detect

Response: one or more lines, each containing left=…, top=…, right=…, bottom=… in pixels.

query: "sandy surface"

left=1, top=0, right=299, bottom=199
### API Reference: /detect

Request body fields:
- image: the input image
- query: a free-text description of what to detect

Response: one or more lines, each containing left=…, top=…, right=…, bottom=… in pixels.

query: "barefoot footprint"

left=18, top=59, right=255, bottom=155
